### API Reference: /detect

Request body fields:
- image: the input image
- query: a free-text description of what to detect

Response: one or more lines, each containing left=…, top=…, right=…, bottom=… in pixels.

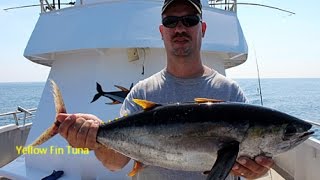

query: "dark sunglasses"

left=162, top=15, right=201, bottom=28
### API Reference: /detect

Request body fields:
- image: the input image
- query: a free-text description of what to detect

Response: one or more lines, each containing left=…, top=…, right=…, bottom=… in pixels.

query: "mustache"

left=172, top=32, right=191, bottom=40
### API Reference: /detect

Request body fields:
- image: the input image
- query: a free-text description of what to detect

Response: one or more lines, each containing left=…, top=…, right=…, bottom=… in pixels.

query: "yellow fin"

left=114, top=85, right=129, bottom=92
left=133, top=99, right=157, bottom=110
left=128, top=161, right=143, bottom=177
left=194, top=98, right=224, bottom=104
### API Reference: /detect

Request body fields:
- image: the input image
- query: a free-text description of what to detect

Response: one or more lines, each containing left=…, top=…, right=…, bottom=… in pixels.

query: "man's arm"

left=94, top=145, right=131, bottom=171
left=56, top=113, right=130, bottom=171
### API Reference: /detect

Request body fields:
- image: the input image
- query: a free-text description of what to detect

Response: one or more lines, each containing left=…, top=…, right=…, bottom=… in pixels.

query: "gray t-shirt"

left=120, top=68, right=247, bottom=180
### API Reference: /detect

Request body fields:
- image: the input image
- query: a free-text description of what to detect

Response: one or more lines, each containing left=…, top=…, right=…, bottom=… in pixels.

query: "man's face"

left=160, top=2, right=206, bottom=57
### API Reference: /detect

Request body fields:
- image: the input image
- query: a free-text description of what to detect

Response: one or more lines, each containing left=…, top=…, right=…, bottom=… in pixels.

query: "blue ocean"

left=0, top=82, right=44, bottom=125
left=0, top=79, right=319, bottom=139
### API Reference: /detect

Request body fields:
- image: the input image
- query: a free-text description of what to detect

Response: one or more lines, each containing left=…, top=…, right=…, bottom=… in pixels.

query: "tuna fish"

left=31, top=80, right=314, bottom=180
left=97, top=99, right=314, bottom=179
left=91, top=82, right=133, bottom=104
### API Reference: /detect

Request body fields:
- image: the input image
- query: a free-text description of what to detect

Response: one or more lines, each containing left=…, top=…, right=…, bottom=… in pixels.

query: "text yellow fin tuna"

left=132, top=99, right=157, bottom=110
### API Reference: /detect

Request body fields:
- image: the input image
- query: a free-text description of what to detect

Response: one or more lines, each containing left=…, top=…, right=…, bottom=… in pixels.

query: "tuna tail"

left=30, top=80, right=66, bottom=146
left=206, top=141, right=239, bottom=180
left=91, top=82, right=104, bottom=103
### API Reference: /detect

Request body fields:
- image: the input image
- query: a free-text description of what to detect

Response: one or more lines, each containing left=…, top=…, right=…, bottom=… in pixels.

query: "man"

left=57, top=0, right=274, bottom=179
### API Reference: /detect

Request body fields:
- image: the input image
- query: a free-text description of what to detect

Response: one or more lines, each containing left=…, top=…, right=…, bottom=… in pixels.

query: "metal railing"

left=40, top=0, right=75, bottom=13
left=208, top=0, right=295, bottom=15
left=209, top=0, right=237, bottom=12
left=304, top=120, right=320, bottom=127
left=0, top=107, right=37, bottom=126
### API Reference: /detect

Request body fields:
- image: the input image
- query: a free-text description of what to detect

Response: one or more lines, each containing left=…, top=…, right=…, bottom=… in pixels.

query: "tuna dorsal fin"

left=114, top=85, right=129, bottom=92
left=133, top=99, right=157, bottom=110
left=194, top=98, right=224, bottom=104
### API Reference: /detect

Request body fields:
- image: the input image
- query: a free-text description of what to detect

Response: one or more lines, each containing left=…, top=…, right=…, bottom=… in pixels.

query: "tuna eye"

left=284, top=124, right=297, bottom=136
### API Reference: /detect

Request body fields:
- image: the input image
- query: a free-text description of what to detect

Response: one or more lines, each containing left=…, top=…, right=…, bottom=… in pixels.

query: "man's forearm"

left=94, top=146, right=131, bottom=171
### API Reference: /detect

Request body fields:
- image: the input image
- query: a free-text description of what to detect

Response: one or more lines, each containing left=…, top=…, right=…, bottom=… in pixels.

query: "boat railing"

left=305, top=120, right=320, bottom=127
left=40, top=0, right=75, bottom=13
left=208, top=0, right=237, bottom=12
left=0, top=107, right=37, bottom=126
left=38, top=0, right=238, bottom=13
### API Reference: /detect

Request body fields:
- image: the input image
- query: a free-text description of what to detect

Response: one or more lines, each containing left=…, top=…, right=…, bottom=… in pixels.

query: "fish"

left=31, top=80, right=314, bottom=180
left=96, top=99, right=314, bottom=179
left=91, top=82, right=133, bottom=104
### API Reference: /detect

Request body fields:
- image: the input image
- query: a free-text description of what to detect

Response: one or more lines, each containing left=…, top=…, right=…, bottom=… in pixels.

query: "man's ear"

left=159, top=25, right=164, bottom=40
left=201, top=22, right=207, bottom=38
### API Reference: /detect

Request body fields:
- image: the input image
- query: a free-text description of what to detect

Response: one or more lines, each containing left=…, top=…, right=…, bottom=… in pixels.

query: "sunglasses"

left=162, top=15, right=201, bottom=28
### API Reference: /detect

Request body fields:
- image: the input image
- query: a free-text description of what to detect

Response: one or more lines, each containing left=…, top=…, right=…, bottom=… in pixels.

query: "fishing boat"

left=0, top=0, right=319, bottom=179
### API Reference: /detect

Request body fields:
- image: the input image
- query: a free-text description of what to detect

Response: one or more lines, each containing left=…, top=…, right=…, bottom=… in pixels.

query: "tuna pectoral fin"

left=105, top=97, right=121, bottom=104
left=206, top=141, right=239, bottom=180
left=105, top=101, right=121, bottom=105
left=127, top=161, right=143, bottom=177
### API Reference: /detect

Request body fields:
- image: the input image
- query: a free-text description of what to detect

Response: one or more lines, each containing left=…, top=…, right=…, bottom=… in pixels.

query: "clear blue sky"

left=0, top=0, right=319, bottom=82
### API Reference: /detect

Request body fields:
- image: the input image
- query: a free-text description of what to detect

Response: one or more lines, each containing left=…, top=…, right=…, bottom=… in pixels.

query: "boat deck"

left=0, top=170, right=285, bottom=180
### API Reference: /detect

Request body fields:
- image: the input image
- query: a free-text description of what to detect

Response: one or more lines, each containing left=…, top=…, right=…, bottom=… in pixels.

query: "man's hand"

left=232, top=156, right=274, bottom=179
left=56, top=113, right=130, bottom=171
left=57, top=113, right=101, bottom=149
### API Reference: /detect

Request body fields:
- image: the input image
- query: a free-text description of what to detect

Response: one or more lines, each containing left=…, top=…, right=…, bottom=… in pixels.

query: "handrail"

left=208, top=1, right=295, bottom=15
left=304, top=120, right=320, bottom=127
left=209, top=0, right=237, bottom=12
left=0, top=107, right=37, bottom=126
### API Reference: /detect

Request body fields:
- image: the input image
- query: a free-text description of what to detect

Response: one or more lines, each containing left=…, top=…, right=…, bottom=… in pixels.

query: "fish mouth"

left=299, top=131, right=314, bottom=139
left=283, top=129, right=314, bottom=145
left=291, top=130, right=314, bottom=145
left=279, top=130, right=314, bottom=151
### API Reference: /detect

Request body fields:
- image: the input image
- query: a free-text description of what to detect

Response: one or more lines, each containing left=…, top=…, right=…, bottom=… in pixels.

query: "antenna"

left=209, top=1, right=295, bottom=15
left=253, top=47, right=263, bottom=106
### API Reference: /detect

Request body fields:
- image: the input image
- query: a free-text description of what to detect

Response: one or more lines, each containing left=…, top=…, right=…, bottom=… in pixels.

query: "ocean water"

left=0, top=82, right=44, bottom=125
left=237, top=78, right=320, bottom=139
left=0, top=79, right=319, bottom=138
